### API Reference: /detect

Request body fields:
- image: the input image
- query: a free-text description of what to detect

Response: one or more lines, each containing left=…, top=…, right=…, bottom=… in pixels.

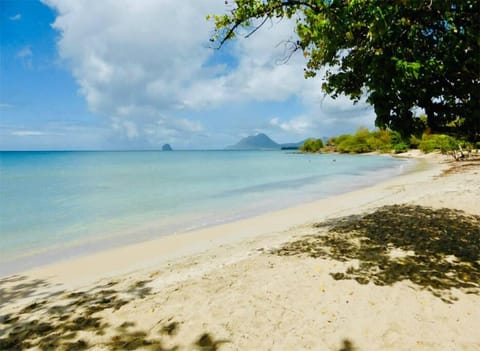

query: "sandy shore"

left=1, top=152, right=479, bottom=350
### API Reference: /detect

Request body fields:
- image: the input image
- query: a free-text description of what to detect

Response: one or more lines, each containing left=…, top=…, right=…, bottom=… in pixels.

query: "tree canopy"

left=300, top=138, right=324, bottom=152
left=211, top=0, right=480, bottom=141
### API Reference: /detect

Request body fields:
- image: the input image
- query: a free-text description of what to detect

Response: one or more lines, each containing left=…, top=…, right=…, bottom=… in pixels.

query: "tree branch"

left=245, top=16, right=270, bottom=39
left=215, top=0, right=320, bottom=48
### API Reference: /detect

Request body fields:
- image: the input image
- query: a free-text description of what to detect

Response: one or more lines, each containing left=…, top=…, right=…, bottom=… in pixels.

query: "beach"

left=1, top=152, right=479, bottom=350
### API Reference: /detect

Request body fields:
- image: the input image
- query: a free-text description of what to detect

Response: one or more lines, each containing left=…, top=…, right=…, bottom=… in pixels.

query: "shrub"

left=301, top=138, right=324, bottom=152
left=323, top=128, right=415, bottom=154
left=393, top=142, right=410, bottom=153
left=369, top=129, right=393, bottom=152
left=418, top=134, right=459, bottom=153
left=409, top=135, right=421, bottom=149
left=335, top=128, right=391, bottom=153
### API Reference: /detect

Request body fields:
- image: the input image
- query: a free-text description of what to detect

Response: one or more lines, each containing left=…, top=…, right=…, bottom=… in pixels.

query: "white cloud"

left=42, top=0, right=312, bottom=111
left=182, top=18, right=310, bottom=108
left=10, top=14, right=22, bottom=21
left=270, top=116, right=311, bottom=134
left=269, top=94, right=375, bottom=139
left=111, top=110, right=204, bottom=143
left=2, top=123, right=111, bottom=150
left=123, top=121, right=138, bottom=139
left=17, top=46, right=32, bottom=58
left=44, top=0, right=222, bottom=112
left=11, top=130, right=46, bottom=136
left=43, top=0, right=220, bottom=144
left=43, top=0, right=374, bottom=145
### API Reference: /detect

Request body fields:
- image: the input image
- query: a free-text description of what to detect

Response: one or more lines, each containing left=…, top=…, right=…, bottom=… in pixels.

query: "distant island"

left=226, top=133, right=305, bottom=150
left=162, top=144, right=173, bottom=151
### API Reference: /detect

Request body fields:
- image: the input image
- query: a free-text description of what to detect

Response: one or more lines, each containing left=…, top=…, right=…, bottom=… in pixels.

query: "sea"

left=0, top=150, right=413, bottom=275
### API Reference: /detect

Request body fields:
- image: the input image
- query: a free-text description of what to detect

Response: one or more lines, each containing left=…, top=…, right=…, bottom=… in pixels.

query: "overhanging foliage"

left=211, top=1, right=480, bottom=140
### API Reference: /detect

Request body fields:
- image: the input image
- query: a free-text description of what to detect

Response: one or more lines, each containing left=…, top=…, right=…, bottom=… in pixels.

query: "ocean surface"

left=0, top=151, right=413, bottom=275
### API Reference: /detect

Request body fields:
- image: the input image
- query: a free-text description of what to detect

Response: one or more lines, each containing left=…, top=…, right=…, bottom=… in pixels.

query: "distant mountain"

left=227, top=133, right=280, bottom=150
left=162, top=144, right=173, bottom=151
left=226, top=133, right=314, bottom=150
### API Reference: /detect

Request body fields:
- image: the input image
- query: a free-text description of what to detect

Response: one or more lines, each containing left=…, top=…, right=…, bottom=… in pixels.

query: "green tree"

left=301, top=138, right=324, bottom=152
left=211, top=0, right=480, bottom=141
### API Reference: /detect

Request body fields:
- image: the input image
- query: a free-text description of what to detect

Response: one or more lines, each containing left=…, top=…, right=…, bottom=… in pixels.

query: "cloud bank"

left=43, top=0, right=374, bottom=147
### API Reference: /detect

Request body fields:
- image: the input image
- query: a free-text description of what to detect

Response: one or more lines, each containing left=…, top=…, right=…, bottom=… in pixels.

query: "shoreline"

left=10, top=153, right=439, bottom=287
left=0, top=153, right=413, bottom=278
left=2, top=152, right=479, bottom=350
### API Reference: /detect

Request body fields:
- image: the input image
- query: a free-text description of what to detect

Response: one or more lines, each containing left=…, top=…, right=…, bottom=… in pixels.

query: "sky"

left=0, top=0, right=376, bottom=150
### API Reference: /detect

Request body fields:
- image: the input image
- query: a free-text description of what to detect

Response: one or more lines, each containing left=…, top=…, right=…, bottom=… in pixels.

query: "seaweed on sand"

left=271, top=205, right=480, bottom=302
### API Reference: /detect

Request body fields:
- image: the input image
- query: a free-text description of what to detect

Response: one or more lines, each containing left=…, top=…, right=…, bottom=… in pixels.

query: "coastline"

left=0, top=152, right=412, bottom=277
left=12, top=153, right=431, bottom=287
left=1, top=151, right=479, bottom=350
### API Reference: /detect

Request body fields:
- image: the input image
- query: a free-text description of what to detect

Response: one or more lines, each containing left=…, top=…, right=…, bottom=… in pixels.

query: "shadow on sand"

left=338, top=339, right=356, bottom=351
left=0, top=277, right=229, bottom=350
left=0, top=275, right=53, bottom=309
left=272, top=205, right=480, bottom=303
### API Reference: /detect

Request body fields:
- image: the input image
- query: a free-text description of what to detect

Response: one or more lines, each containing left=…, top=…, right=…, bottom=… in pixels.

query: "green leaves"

left=211, top=0, right=480, bottom=141
left=392, top=58, right=422, bottom=79
left=300, top=138, right=324, bottom=153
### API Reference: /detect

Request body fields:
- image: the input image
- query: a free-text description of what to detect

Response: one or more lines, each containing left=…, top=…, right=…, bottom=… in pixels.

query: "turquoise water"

left=0, top=151, right=411, bottom=274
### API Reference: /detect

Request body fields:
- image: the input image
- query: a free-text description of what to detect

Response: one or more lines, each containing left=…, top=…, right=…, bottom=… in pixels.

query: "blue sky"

left=1, top=0, right=375, bottom=150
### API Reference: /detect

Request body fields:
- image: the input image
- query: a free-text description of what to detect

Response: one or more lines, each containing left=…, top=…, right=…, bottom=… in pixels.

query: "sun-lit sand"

left=1, top=152, right=479, bottom=350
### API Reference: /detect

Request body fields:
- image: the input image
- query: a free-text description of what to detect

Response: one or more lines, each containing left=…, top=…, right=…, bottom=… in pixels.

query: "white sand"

left=1, top=152, right=479, bottom=350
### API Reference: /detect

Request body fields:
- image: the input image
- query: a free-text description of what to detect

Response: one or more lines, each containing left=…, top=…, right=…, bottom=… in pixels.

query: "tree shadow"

left=0, top=275, right=51, bottom=309
left=195, top=333, right=230, bottom=351
left=271, top=205, right=480, bottom=302
left=338, top=339, right=356, bottom=351
left=107, top=320, right=178, bottom=351
left=0, top=277, right=229, bottom=350
left=0, top=285, right=119, bottom=350
left=127, top=279, right=153, bottom=299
